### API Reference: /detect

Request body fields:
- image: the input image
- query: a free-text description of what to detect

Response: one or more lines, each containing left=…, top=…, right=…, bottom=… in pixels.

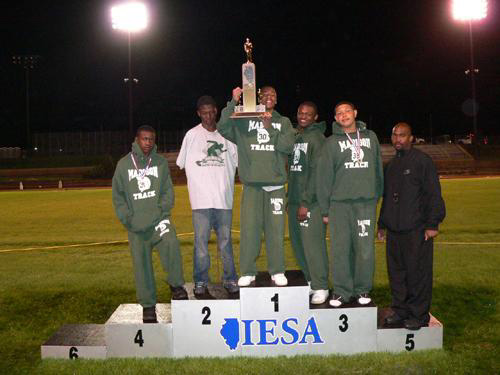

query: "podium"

left=376, top=308, right=443, bottom=352
left=41, top=324, right=106, bottom=359
left=105, top=304, right=173, bottom=358
left=41, top=271, right=442, bottom=359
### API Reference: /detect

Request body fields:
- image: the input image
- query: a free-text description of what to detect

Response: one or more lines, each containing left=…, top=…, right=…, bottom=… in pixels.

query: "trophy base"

left=230, top=104, right=266, bottom=118
left=230, top=112, right=266, bottom=118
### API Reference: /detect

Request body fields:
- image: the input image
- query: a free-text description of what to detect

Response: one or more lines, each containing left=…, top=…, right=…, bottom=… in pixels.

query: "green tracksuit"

left=288, top=121, right=329, bottom=290
left=217, top=99, right=296, bottom=276
left=316, top=121, right=383, bottom=300
left=112, top=142, right=184, bottom=307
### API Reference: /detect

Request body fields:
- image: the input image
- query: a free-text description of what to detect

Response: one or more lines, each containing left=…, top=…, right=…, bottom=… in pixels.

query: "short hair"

left=136, top=125, right=156, bottom=136
left=394, top=122, right=413, bottom=135
left=259, top=86, right=276, bottom=94
left=334, top=101, right=356, bottom=113
left=196, top=95, right=217, bottom=109
left=298, top=101, right=318, bottom=115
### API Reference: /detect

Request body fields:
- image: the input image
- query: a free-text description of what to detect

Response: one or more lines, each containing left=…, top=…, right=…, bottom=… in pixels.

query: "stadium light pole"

left=111, top=2, right=149, bottom=140
left=12, top=55, right=40, bottom=151
left=452, top=0, right=487, bottom=146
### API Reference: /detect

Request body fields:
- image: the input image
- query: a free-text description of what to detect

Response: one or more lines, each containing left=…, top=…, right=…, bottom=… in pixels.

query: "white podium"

left=105, top=304, right=173, bottom=358
left=172, top=283, right=241, bottom=357
left=376, top=308, right=443, bottom=352
left=41, top=324, right=106, bottom=359
left=41, top=270, right=443, bottom=359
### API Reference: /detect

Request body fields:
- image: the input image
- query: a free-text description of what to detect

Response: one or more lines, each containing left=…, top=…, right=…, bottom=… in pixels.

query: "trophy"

left=231, top=38, right=266, bottom=118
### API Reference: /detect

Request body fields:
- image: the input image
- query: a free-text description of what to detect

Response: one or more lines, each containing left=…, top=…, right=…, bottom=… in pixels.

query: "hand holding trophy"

left=232, top=87, right=243, bottom=102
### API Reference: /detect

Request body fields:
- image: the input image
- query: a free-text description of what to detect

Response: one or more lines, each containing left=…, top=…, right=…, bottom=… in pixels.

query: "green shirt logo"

left=196, top=140, right=226, bottom=167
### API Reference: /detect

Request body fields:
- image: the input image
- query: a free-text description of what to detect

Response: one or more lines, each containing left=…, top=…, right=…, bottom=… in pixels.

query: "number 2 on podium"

left=202, top=306, right=211, bottom=325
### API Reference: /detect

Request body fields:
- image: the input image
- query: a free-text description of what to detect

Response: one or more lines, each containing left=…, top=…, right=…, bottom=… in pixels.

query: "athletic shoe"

left=357, top=293, right=372, bottom=305
left=193, top=282, right=208, bottom=298
left=384, top=313, right=405, bottom=326
left=271, top=273, right=288, bottom=286
left=404, top=318, right=424, bottom=331
left=307, top=281, right=314, bottom=296
left=311, top=289, right=329, bottom=305
left=223, top=280, right=239, bottom=294
left=238, top=275, right=256, bottom=287
left=329, top=294, right=348, bottom=307
left=142, top=306, right=157, bottom=323
left=170, top=285, right=188, bottom=300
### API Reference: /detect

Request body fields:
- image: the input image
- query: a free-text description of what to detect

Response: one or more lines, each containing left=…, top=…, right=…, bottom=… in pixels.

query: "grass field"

left=0, top=178, right=499, bottom=374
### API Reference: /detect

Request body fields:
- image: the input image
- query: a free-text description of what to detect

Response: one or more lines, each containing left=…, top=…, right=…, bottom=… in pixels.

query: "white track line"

left=0, top=241, right=127, bottom=253
left=434, top=241, right=500, bottom=245
left=1, top=230, right=498, bottom=254
left=0, top=232, right=194, bottom=254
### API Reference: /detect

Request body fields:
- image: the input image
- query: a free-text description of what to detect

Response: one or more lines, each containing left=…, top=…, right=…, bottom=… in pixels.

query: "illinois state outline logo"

left=220, top=316, right=323, bottom=350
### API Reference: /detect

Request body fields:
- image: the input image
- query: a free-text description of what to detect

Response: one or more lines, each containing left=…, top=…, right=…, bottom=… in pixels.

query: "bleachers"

left=167, top=144, right=477, bottom=183
left=380, top=144, right=473, bottom=161
left=380, top=144, right=475, bottom=175
left=164, top=152, right=187, bottom=184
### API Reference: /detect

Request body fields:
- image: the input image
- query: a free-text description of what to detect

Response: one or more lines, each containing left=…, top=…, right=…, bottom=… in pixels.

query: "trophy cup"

left=231, top=38, right=266, bottom=118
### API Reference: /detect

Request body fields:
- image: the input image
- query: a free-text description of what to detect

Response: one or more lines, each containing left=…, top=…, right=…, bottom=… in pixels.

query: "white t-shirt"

left=176, top=124, right=238, bottom=209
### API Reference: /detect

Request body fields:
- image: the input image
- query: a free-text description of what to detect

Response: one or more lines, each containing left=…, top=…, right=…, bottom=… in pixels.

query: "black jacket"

left=378, top=147, right=445, bottom=232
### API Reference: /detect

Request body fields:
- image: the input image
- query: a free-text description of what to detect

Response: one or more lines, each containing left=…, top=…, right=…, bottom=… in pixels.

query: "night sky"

left=2, top=0, right=499, bottom=147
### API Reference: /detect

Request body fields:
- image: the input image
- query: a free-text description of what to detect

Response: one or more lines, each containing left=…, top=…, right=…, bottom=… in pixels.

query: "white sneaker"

left=357, top=293, right=372, bottom=305
left=311, top=289, right=329, bottom=305
left=307, top=281, right=314, bottom=295
left=329, top=294, right=348, bottom=307
left=238, top=275, right=255, bottom=287
left=271, top=273, right=288, bottom=286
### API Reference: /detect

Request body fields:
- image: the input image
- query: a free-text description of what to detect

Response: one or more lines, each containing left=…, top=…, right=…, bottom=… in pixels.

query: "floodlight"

left=452, top=0, right=487, bottom=21
left=110, top=2, right=149, bottom=139
left=111, top=2, right=148, bottom=32
left=452, top=0, right=488, bottom=148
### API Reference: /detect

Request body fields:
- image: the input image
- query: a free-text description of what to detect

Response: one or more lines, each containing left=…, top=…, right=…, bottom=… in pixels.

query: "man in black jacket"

left=377, top=122, right=445, bottom=330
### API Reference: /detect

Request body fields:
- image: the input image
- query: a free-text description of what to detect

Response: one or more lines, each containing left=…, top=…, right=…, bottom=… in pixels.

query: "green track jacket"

left=217, top=99, right=296, bottom=186
left=288, top=121, right=326, bottom=208
left=112, top=142, right=174, bottom=233
left=316, top=121, right=383, bottom=216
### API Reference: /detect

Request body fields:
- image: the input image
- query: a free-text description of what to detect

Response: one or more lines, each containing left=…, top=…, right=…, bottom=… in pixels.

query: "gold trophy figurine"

left=244, top=38, right=253, bottom=62
left=231, top=38, right=266, bottom=118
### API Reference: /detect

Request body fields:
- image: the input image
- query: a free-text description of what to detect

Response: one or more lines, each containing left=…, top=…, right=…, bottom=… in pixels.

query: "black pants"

left=386, top=228, right=433, bottom=323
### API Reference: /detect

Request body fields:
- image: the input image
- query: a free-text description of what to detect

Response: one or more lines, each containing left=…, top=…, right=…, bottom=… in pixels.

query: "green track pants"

left=240, top=185, right=286, bottom=276
left=328, top=199, right=377, bottom=300
left=288, top=203, right=329, bottom=290
left=128, top=217, right=185, bottom=307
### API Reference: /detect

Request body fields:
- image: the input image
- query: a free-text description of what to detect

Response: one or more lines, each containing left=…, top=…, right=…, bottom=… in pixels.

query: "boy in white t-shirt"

left=176, top=96, right=239, bottom=297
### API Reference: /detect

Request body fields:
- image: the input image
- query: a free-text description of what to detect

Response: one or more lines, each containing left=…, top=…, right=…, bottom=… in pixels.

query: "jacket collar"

left=299, top=121, right=326, bottom=134
left=396, top=146, right=413, bottom=158
left=332, top=120, right=367, bottom=135
left=132, top=142, right=157, bottom=162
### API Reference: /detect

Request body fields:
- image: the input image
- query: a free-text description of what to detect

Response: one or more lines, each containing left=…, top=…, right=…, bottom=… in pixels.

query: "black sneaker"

left=329, top=294, right=348, bottom=307
left=170, top=285, right=188, bottom=300
left=384, top=313, right=405, bottom=326
left=404, top=317, right=423, bottom=331
left=143, top=306, right=157, bottom=323
left=194, top=282, right=215, bottom=299
left=356, top=293, right=372, bottom=305
left=194, top=282, right=208, bottom=297
left=223, top=280, right=240, bottom=294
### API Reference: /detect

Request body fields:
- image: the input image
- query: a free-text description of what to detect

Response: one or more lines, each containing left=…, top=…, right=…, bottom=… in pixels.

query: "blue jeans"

left=192, top=209, right=237, bottom=283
